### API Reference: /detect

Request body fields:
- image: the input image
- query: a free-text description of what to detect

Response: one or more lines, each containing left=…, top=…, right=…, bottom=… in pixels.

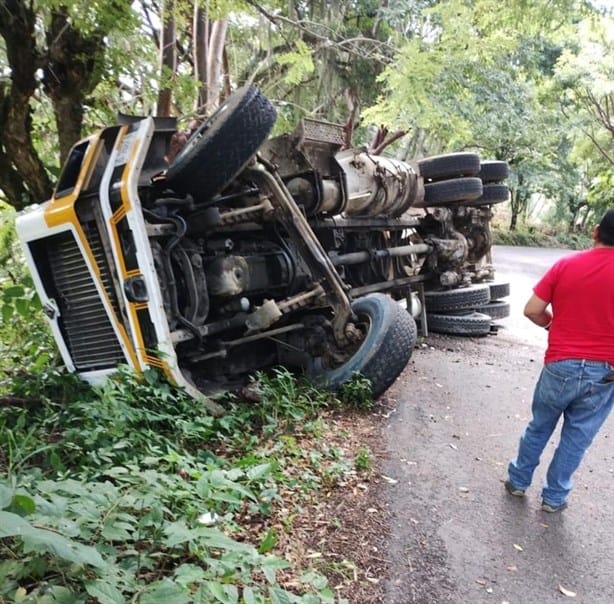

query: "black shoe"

left=504, top=480, right=525, bottom=497
left=541, top=500, right=568, bottom=513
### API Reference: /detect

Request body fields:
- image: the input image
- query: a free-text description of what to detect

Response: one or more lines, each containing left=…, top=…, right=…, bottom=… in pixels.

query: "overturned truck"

left=16, top=86, right=510, bottom=411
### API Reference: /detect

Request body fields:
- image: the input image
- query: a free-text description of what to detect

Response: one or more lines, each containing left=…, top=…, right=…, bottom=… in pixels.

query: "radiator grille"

left=47, top=232, right=126, bottom=371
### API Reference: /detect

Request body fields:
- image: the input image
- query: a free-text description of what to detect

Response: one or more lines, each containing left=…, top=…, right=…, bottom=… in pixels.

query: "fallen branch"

left=0, top=396, right=42, bottom=409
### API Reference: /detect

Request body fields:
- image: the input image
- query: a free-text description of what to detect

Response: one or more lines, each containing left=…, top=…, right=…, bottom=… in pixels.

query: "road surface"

left=383, top=245, right=614, bottom=604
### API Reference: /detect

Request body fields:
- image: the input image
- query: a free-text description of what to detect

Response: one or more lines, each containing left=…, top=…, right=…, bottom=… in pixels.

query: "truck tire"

left=166, top=85, right=277, bottom=199
left=418, top=152, right=481, bottom=180
left=474, top=300, right=510, bottom=320
left=427, top=311, right=492, bottom=336
left=420, top=177, right=483, bottom=206
left=487, top=280, right=510, bottom=300
left=478, top=160, right=509, bottom=183
left=424, top=284, right=491, bottom=312
left=314, top=294, right=417, bottom=399
left=461, top=183, right=509, bottom=206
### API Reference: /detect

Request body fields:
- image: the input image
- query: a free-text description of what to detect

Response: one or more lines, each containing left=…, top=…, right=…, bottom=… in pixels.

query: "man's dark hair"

left=598, top=209, right=614, bottom=246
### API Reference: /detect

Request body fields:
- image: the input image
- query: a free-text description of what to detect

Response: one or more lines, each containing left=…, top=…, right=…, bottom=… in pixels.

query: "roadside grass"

left=491, top=225, right=592, bottom=250
left=0, top=366, right=375, bottom=603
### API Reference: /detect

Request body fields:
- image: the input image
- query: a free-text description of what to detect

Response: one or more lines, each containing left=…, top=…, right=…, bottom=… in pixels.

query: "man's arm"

left=524, top=293, right=552, bottom=328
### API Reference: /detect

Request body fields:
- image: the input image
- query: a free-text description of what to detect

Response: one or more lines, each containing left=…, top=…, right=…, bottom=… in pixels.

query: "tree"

left=0, top=0, right=138, bottom=210
left=361, top=0, right=597, bottom=230
left=556, top=16, right=614, bottom=167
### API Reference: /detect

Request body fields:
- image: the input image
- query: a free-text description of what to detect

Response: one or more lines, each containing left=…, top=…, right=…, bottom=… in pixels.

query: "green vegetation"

left=0, top=205, right=57, bottom=382
left=491, top=225, right=593, bottom=250
left=337, top=374, right=375, bottom=411
left=0, top=363, right=378, bottom=603
left=354, top=448, right=372, bottom=473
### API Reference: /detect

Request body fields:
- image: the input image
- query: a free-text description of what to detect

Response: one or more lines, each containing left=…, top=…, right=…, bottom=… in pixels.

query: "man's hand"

left=524, top=293, right=553, bottom=328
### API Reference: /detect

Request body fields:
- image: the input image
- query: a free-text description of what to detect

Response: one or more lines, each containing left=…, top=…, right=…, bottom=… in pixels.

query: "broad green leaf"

left=140, top=579, right=190, bottom=604
left=21, top=529, right=107, bottom=568
left=173, top=563, right=206, bottom=585
left=163, top=521, right=194, bottom=547
left=224, top=468, right=244, bottom=482
left=2, top=304, right=12, bottom=322
left=269, top=587, right=292, bottom=604
left=32, top=352, right=50, bottom=371
left=0, top=484, right=12, bottom=509
left=10, top=494, right=36, bottom=516
left=194, top=527, right=254, bottom=553
left=14, top=298, right=28, bottom=316
left=261, top=557, right=291, bottom=570
left=243, top=587, right=257, bottom=604
left=246, top=463, right=273, bottom=481
left=3, top=285, right=24, bottom=298
left=207, top=582, right=239, bottom=603
left=258, top=528, right=277, bottom=554
left=85, top=581, right=125, bottom=604
left=0, top=512, right=106, bottom=569
left=263, top=564, right=277, bottom=585
left=31, top=585, right=79, bottom=604
left=0, top=510, right=31, bottom=536
left=209, top=492, right=243, bottom=505
left=101, top=520, right=133, bottom=541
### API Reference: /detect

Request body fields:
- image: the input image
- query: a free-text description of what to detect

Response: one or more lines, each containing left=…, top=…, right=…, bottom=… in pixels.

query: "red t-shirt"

left=534, top=247, right=614, bottom=365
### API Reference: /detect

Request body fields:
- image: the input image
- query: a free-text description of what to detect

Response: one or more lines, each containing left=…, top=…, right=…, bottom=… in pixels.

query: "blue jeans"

left=508, top=359, right=614, bottom=506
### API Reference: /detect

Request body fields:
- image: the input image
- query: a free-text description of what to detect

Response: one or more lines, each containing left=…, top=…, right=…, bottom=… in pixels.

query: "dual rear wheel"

left=425, top=282, right=511, bottom=336
left=416, top=153, right=510, bottom=208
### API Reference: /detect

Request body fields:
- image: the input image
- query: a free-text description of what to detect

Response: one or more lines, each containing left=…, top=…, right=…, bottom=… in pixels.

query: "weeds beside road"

left=0, top=366, right=389, bottom=603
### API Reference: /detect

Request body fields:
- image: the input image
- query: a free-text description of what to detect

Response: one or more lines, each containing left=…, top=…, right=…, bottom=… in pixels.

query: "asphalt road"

left=382, top=245, right=614, bottom=604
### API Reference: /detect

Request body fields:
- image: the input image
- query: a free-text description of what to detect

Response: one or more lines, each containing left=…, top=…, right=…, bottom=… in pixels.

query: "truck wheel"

left=418, top=152, right=481, bottom=180
left=478, top=160, right=509, bottom=183
left=424, top=284, right=491, bottom=312
left=419, top=177, right=483, bottom=206
left=473, top=300, right=510, bottom=320
left=487, top=280, right=510, bottom=300
left=166, top=85, right=277, bottom=199
left=427, top=311, right=492, bottom=336
left=313, top=294, right=417, bottom=399
left=460, top=183, right=509, bottom=206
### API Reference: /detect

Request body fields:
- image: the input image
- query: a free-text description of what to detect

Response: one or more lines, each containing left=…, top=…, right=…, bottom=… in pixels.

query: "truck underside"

left=17, top=86, right=510, bottom=412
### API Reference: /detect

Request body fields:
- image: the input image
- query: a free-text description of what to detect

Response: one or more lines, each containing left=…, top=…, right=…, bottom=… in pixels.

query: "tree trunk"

left=44, top=8, right=105, bottom=164
left=509, top=172, right=527, bottom=231
left=510, top=207, right=518, bottom=231
left=157, top=0, right=177, bottom=117
left=0, top=0, right=52, bottom=208
left=193, top=5, right=209, bottom=113
left=206, top=20, right=228, bottom=113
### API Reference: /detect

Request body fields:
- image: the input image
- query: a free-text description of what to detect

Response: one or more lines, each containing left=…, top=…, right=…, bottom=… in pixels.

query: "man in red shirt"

left=505, top=208, right=614, bottom=512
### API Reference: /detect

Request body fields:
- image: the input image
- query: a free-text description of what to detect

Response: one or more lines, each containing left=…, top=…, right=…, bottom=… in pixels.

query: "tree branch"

left=0, top=396, right=42, bottom=409
left=369, top=126, right=407, bottom=155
